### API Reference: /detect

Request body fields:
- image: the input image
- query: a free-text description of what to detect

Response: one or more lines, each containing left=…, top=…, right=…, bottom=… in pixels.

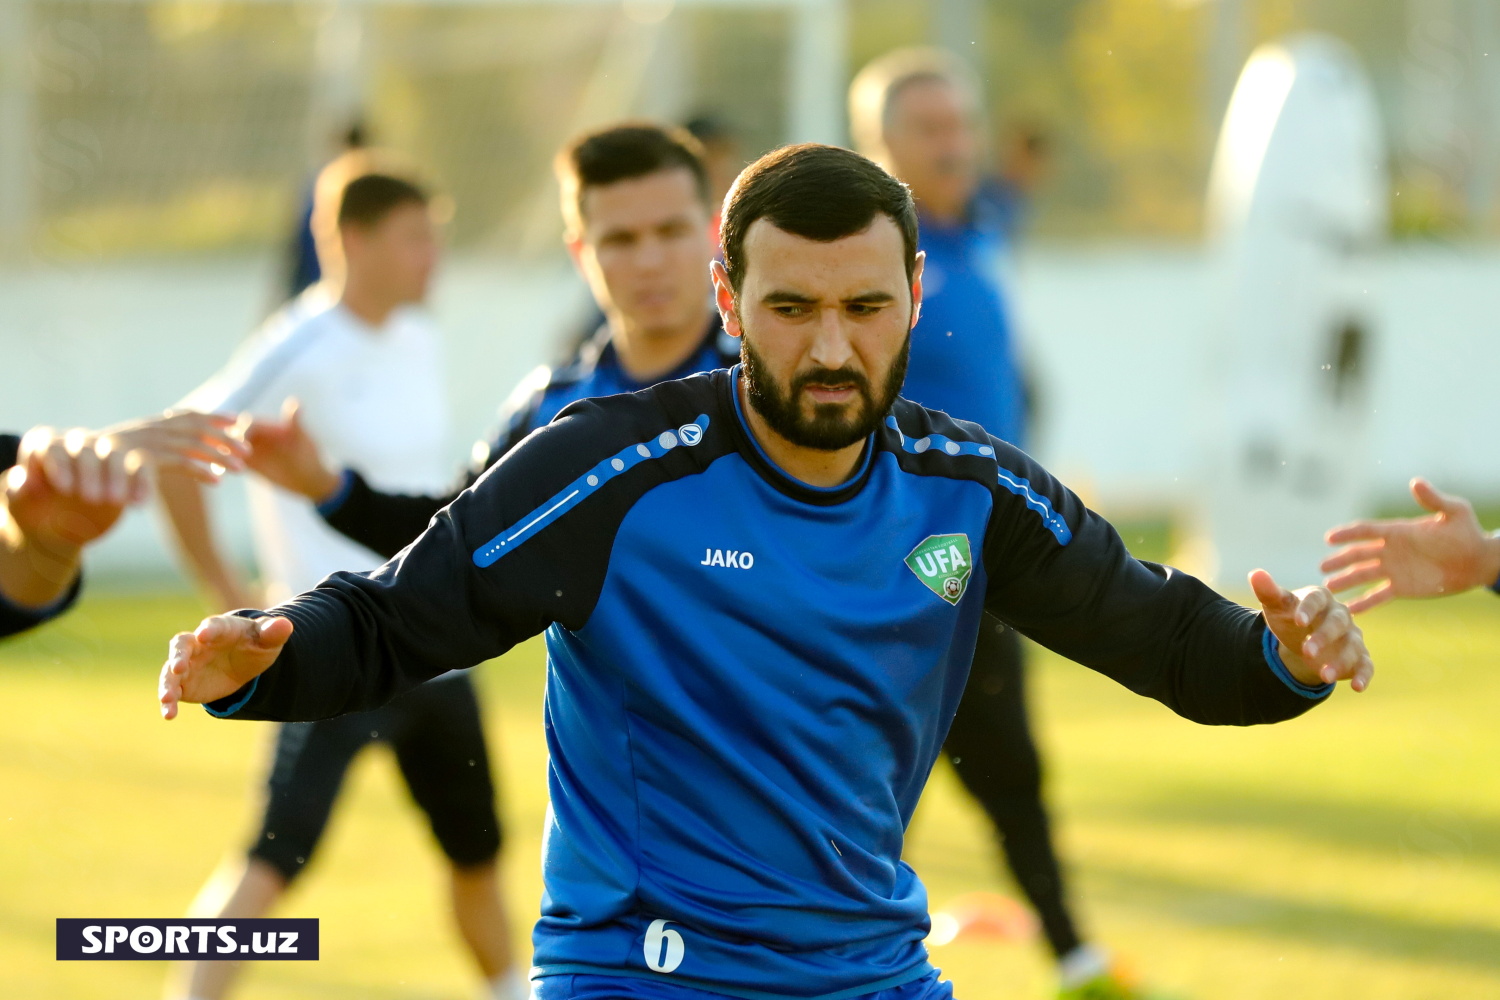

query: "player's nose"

left=807, top=307, right=855, bottom=371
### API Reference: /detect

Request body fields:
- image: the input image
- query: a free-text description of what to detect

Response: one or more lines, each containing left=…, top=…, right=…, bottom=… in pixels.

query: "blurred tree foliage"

left=16, top=0, right=1497, bottom=258
left=851, top=0, right=1492, bottom=242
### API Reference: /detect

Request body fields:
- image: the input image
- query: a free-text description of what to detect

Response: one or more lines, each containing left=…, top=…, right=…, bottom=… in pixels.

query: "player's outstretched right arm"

left=160, top=398, right=615, bottom=723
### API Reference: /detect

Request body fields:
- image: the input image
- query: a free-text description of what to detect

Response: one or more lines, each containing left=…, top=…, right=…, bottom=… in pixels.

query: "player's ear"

left=710, top=260, right=741, bottom=338
left=909, top=250, right=926, bottom=330
left=337, top=222, right=361, bottom=263
left=563, top=231, right=585, bottom=270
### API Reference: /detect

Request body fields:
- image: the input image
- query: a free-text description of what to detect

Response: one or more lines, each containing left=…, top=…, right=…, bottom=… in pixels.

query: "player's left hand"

left=1250, top=569, right=1373, bottom=693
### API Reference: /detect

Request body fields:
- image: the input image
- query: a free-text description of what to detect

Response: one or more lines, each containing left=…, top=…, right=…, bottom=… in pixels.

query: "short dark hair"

left=720, top=143, right=919, bottom=295
left=555, top=123, right=711, bottom=230
left=337, top=173, right=429, bottom=228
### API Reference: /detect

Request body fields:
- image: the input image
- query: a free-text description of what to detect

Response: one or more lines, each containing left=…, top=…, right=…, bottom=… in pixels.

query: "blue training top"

left=211, top=368, right=1330, bottom=999
left=903, top=199, right=1025, bottom=446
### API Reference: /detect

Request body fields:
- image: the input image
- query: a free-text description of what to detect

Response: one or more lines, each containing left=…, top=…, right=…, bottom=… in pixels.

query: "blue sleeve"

left=1261, top=627, right=1334, bottom=699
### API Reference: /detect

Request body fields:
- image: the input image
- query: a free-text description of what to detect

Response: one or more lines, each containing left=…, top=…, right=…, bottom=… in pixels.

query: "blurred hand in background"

left=2, top=413, right=246, bottom=612
left=1323, top=478, right=1500, bottom=612
left=243, top=399, right=342, bottom=504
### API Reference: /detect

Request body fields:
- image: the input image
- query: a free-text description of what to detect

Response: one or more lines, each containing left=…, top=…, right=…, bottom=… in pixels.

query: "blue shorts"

left=531, top=968, right=954, bottom=1000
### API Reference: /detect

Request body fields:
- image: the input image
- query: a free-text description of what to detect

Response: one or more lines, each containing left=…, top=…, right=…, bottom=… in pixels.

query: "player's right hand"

left=243, top=399, right=343, bottom=504
left=159, top=614, right=292, bottom=720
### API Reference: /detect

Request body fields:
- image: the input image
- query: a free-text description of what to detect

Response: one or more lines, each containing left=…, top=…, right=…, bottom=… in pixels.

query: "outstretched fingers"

left=1324, top=519, right=1388, bottom=546
left=160, top=631, right=199, bottom=720
left=1249, top=569, right=1296, bottom=615
left=1410, top=477, right=1465, bottom=516
left=1344, top=582, right=1395, bottom=615
left=194, top=613, right=244, bottom=647
left=1323, top=560, right=1387, bottom=594
left=1291, top=586, right=1331, bottom=630
left=1298, top=599, right=1372, bottom=691
left=1321, top=539, right=1384, bottom=573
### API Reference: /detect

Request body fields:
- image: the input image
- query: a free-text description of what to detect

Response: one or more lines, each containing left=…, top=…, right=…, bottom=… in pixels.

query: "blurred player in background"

left=852, top=48, right=1143, bottom=1000
left=158, top=154, right=525, bottom=1000
left=1323, top=478, right=1500, bottom=609
left=244, top=123, right=735, bottom=560
left=1, top=414, right=243, bottom=639
left=560, top=115, right=738, bottom=358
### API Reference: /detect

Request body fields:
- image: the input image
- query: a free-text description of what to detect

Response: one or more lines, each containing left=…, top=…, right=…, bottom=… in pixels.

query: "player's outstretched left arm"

left=981, top=438, right=1369, bottom=725
left=1249, top=569, right=1373, bottom=692
left=159, top=615, right=293, bottom=719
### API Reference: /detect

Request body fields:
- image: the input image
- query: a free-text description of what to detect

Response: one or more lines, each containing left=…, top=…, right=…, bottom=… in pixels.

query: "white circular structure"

left=1198, top=33, right=1387, bottom=588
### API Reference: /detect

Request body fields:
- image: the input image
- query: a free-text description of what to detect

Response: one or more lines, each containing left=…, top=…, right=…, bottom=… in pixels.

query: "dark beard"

left=741, top=332, right=909, bottom=451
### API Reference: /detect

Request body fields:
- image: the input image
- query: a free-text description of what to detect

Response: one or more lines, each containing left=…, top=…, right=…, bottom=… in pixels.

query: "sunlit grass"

left=2, top=588, right=1497, bottom=999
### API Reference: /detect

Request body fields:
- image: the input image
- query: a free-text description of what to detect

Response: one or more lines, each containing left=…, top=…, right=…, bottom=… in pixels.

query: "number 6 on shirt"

left=644, top=918, right=685, bottom=973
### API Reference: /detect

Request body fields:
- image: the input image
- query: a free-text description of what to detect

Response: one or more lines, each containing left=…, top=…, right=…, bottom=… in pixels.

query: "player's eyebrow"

left=843, top=291, right=896, bottom=306
left=760, top=290, right=898, bottom=306
left=761, top=290, right=819, bottom=305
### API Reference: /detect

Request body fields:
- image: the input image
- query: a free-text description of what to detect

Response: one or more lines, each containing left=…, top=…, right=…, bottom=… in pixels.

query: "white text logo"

left=701, top=548, right=754, bottom=569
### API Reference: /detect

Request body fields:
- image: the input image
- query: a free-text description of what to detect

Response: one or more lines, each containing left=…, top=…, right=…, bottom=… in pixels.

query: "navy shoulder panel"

left=883, top=398, right=1072, bottom=547
left=457, top=371, right=730, bottom=631
left=465, top=368, right=725, bottom=566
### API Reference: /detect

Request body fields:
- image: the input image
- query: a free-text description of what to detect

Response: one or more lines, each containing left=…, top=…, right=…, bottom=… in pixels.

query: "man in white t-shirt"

left=159, top=159, right=526, bottom=1000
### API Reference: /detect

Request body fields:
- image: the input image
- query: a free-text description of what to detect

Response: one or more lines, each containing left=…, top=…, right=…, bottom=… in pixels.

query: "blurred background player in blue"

left=158, top=153, right=526, bottom=1000
left=979, top=119, right=1054, bottom=249
left=851, top=48, right=1146, bottom=1000
left=852, top=48, right=1027, bottom=446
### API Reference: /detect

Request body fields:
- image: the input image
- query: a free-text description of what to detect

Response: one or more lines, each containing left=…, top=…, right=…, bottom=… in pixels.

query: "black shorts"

left=249, top=673, right=501, bottom=882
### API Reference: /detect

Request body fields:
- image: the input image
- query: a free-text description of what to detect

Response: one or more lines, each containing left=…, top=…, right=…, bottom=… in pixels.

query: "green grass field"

left=2, top=586, right=1498, bottom=1000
